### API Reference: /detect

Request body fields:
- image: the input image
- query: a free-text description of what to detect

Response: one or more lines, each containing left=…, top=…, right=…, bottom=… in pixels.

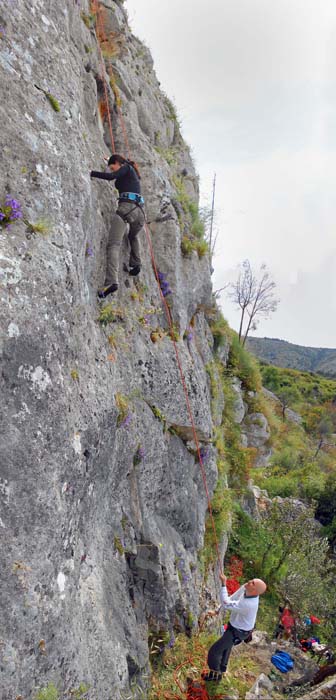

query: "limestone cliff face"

left=0, top=2, right=217, bottom=698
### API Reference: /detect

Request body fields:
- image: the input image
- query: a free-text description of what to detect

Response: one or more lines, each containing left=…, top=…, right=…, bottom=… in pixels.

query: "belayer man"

left=90, top=154, right=145, bottom=298
left=202, top=572, right=267, bottom=682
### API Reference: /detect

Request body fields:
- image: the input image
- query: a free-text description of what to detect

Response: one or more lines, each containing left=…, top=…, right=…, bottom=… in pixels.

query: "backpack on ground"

left=271, top=650, right=294, bottom=673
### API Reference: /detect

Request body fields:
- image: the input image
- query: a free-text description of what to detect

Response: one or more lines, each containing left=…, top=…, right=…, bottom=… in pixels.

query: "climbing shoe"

left=201, top=670, right=222, bottom=682
left=129, top=265, right=141, bottom=276
left=98, top=284, right=118, bottom=299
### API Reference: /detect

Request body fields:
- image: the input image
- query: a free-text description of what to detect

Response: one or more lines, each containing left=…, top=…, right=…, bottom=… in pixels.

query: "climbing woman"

left=90, top=154, right=145, bottom=298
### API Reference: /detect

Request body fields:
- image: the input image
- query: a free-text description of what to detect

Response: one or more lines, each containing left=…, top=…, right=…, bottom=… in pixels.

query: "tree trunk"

left=238, top=307, right=245, bottom=342
left=314, top=438, right=323, bottom=458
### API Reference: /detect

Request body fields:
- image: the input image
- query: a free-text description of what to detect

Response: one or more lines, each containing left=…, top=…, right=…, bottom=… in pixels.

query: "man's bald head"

left=244, top=578, right=267, bottom=596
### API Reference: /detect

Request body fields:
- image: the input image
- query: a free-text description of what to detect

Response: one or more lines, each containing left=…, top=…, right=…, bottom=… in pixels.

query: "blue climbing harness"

left=119, top=192, right=145, bottom=205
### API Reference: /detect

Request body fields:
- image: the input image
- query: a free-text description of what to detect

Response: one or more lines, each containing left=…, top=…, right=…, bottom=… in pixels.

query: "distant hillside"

left=246, top=337, right=336, bottom=378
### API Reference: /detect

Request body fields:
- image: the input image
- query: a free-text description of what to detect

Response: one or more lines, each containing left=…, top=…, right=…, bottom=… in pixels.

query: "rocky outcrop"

left=296, top=676, right=336, bottom=700
left=0, top=2, right=278, bottom=699
left=0, top=2, right=217, bottom=698
left=231, top=377, right=246, bottom=424
left=242, top=482, right=271, bottom=519
left=245, top=673, right=273, bottom=700
left=241, top=412, right=272, bottom=467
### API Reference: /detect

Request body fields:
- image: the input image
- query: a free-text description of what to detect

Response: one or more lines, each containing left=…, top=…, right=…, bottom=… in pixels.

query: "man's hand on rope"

left=219, top=572, right=227, bottom=585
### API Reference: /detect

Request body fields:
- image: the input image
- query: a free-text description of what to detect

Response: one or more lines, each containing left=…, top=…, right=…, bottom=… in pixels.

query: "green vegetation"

left=113, top=536, right=124, bottom=555
left=260, top=362, right=336, bottom=406
left=24, top=218, right=51, bottom=236
left=148, top=628, right=262, bottom=700
left=115, top=393, right=129, bottom=426
left=45, top=92, right=60, bottom=112
left=149, top=404, right=167, bottom=431
left=98, top=302, right=124, bottom=326
left=251, top=363, right=336, bottom=505
left=148, top=628, right=171, bottom=671
left=227, top=333, right=261, bottom=392
left=168, top=324, right=180, bottom=342
left=201, top=483, right=232, bottom=571
left=81, top=11, right=96, bottom=29
left=209, top=314, right=230, bottom=352
left=35, top=684, right=59, bottom=700
left=172, top=175, right=209, bottom=258
left=205, top=360, right=221, bottom=402
left=180, top=236, right=194, bottom=256
left=69, top=684, right=90, bottom=699
left=181, top=235, right=208, bottom=258
left=164, top=94, right=182, bottom=129
left=154, top=144, right=178, bottom=166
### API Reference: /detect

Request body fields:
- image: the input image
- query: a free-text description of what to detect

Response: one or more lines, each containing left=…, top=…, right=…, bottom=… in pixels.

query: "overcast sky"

left=126, top=0, right=336, bottom=348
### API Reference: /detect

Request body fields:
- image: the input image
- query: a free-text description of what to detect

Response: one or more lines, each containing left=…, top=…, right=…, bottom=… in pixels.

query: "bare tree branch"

left=227, top=260, right=279, bottom=344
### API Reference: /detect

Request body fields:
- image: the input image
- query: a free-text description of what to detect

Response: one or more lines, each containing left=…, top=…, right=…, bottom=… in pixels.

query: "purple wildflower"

left=167, top=634, right=175, bottom=648
left=119, top=412, right=132, bottom=429
left=85, top=242, right=94, bottom=257
left=157, top=269, right=172, bottom=297
left=199, top=446, right=210, bottom=464
left=1, top=194, right=23, bottom=228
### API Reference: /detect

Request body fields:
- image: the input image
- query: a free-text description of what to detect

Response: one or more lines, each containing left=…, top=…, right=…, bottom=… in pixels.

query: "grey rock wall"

left=0, top=2, right=219, bottom=698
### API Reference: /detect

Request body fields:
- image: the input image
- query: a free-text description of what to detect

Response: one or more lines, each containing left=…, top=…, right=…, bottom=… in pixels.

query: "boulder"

left=245, top=673, right=273, bottom=700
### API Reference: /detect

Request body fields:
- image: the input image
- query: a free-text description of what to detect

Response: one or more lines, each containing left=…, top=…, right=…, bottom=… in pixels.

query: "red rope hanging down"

left=92, top=0, right=116, bottom=153
left=93, top=0, right=130, bottom=157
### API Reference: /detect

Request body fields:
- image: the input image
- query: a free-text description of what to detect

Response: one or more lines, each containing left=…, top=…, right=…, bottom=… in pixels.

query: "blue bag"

left=271, top=650, right=294, bottom=673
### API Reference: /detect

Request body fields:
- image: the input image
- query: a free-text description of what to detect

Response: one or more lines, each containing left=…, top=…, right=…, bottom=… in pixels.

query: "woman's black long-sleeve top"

left=90, top=163, right=141, bottom=195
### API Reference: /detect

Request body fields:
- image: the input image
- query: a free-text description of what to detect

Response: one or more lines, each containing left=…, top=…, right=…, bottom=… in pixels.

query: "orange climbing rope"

left=93, top=0, right=131, bottom=158
left=92, top=0, right=116, bottom=153
left=93, top=0, right=223, bottom=576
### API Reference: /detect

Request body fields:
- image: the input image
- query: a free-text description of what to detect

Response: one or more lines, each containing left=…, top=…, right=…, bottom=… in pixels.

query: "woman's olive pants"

left=105, top=201, right=144, bottom=286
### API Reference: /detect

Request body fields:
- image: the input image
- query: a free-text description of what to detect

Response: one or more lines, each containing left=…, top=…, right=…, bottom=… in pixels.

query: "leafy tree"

left=277, top=385, right=301, bottom=421
left=261, top=365, right=281, bottom=393
left=230, top=501, right=336, bottom=636
left=228, top=260, right=278, bottom=345
left=315, top=476, right=336, bottom=547
left=314, top=414, right=333, bottom=457
left=280, top=538, right=335, bottom=623
left=303, top=406, right=334, bottom=456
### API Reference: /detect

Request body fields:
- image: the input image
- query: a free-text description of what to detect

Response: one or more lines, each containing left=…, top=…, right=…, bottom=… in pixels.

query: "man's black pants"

left=207, top=623, right=251, bottom=672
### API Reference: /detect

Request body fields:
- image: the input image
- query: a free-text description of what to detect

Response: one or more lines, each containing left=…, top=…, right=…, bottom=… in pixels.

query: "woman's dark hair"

left=108, top=153, right=141, bottom=179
